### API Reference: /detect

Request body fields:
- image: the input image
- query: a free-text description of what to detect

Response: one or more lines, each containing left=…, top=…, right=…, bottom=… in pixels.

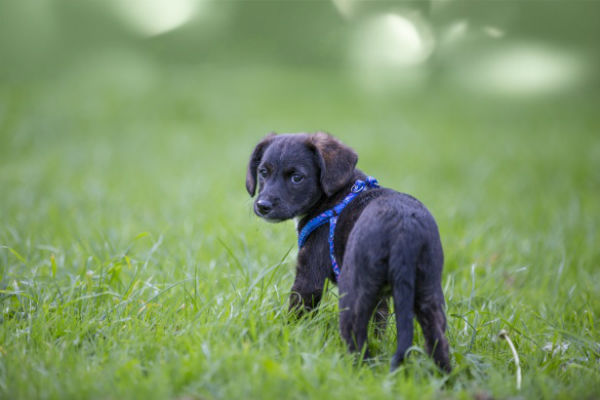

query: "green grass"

left=1, top=58, right=599, bottom=399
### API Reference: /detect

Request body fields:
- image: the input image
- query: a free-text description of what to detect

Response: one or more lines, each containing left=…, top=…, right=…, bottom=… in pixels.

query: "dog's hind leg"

left=339, top=290, right=379, bottom=359
left=414, top=240, right=451, bottom=372
left=415, top=296, right=451, bottom=372
left=338, top=251, right=386, bottom=359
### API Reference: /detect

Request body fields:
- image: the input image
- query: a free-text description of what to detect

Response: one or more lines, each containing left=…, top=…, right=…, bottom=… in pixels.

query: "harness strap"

left=297, top=176, right=379, bottom=281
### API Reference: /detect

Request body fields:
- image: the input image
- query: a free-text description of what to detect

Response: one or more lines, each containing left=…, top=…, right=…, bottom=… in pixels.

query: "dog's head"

left=246, top=132, right=358, bottom=221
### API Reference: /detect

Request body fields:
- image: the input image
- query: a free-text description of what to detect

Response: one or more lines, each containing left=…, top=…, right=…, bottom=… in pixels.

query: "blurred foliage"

left=0, top=0, right=599, bottom=87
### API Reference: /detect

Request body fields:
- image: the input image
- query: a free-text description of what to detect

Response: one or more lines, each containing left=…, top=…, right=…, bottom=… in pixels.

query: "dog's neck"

left=297, top=169, right=367, bottom=232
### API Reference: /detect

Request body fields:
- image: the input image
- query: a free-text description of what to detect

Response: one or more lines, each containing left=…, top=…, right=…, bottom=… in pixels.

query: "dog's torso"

left=298, top=172, right=442, bottom=288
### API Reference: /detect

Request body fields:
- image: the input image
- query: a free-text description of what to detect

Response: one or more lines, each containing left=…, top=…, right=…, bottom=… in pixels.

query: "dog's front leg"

left=289, top=281, right=322, bottom=316
left=288, top=239, right=331, bottom=316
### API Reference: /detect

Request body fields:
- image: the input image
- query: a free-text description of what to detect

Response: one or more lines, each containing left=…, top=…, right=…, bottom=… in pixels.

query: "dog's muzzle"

left=255, top=199, right=273, bottom=216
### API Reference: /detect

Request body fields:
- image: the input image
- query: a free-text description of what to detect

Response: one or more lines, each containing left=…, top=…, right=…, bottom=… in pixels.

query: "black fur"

left=246, top=132, right=451, bottom=372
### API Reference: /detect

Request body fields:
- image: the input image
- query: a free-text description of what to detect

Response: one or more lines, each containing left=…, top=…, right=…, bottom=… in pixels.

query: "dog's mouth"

left=256, top=213, right=287, bottom=223
left=259, top=215, right=285, bottom=223
left=255, top=211, right=288, bottom=223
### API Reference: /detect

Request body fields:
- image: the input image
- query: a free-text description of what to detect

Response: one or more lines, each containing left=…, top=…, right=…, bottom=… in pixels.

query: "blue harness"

left=297, top=176, right=380, bottom=281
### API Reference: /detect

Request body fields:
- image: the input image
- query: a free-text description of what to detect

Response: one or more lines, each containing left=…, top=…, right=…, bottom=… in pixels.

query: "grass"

left=1, top=57, right=599, bottom=399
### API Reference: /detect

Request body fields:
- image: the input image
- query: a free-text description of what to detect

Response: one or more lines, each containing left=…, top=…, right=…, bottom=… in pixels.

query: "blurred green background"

left=2, top=0, right=600, bottom=86
left=1, top=1, right=599, bottom=399
left=1, top=0, right=599, bottom=223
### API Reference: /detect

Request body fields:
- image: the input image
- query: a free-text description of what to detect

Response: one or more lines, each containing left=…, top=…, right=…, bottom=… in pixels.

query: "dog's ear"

left=308, top=132, right=358, bottom=196
left=246, top=133, right=276, bottom=196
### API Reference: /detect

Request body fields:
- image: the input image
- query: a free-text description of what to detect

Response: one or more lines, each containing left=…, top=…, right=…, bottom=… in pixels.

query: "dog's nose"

left=256, top=199, right=273, bottom=215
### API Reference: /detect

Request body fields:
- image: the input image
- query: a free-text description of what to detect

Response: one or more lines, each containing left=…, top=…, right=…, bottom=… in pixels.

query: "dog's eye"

left=258, top=168, right=268, bottom=178
left=290, top=174, right=304, bottom=184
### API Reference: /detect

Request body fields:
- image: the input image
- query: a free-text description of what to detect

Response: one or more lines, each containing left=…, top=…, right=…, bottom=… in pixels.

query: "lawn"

left=1, top=56, right=599, bottom=399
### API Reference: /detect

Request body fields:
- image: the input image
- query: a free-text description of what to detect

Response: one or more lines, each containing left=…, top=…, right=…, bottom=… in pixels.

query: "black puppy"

left=246, top=132, right=451, bottom=372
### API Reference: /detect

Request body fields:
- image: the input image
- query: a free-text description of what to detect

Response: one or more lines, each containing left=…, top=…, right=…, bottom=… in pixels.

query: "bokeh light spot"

left=483, top=26, right=505, bottom=39
left=349, top=13, right=435, bottom=92
left=354, top=13, right=434, bottom=67
left=454, top=43, right=588, bottom=96
left=331, top=0, right=355, bottom=20
left=112, top=0, right=201, bottom=37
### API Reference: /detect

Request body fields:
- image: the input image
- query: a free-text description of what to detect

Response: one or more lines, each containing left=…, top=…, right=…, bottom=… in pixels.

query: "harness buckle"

left=351, top=180, right=365, bottom=193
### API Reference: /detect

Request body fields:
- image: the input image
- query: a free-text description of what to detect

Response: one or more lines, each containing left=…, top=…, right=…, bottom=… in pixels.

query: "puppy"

left=246, top=132, right=451, bottom=372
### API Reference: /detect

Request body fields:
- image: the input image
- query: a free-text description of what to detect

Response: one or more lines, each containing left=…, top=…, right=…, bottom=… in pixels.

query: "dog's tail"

left=388, top=240, right=418, bottom=371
